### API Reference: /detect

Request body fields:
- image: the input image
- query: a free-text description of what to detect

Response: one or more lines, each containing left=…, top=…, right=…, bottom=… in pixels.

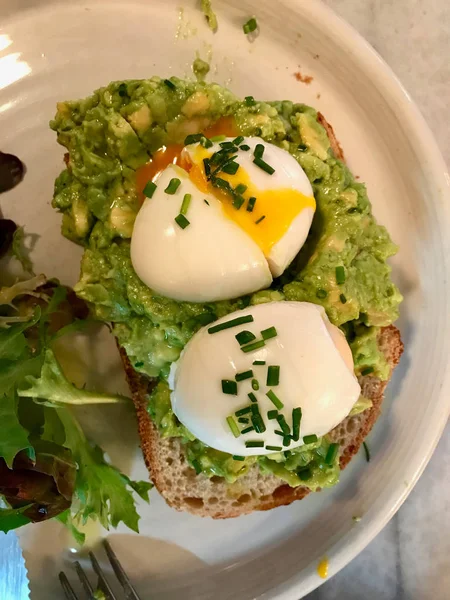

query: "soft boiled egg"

left=131, top=164, right=272, bottom=302
left=169, top=301, right=361, bottom=456
left=131, top=136, right=315, bottom=302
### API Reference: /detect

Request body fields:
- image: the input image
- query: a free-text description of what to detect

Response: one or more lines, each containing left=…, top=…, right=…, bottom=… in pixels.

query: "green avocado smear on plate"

left=50, top=77, right=402, bottom=491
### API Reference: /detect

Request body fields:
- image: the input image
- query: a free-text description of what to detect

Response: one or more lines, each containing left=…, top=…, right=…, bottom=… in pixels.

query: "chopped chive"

left=244, top=95, right=256, bottom=106
left=248, top=392, right=258, bottom=403
left=251, top=378, right=259, bottom=391
left=267, top=390, right=284, bottom=410
left=361, top=366, right=374, bottom=376
left=174, top=214, right=190, bottom=229
left=208, top=314, right=254, bottom=334
left=164, top=178, right=181, bottom=194
left=164, top=78, right=176, bottom=90
left=210, top=134, right=226, bottom=142
left=235, top=183, right=247, bottom=195
left=261, top=326, right=277, bottom=340
left=200, top=137, right=213, bottom=149
left=325, top=443, right=339, bottom=465
left=245, top=440, right=264, bottom=448
left=298, top=144, right=307, bottom=151
left=219, top=141, right=238, bottom=150
left=316, top=288, right=328, bottom=299
left=363, top=442, right=371, bottom=462
left=284, top=450, right=292, bottom=459
left=235, top=406, right=252, bottom=417
left=274, top=430, right=285, bottom=437
left=292, top=407, right=302, bottom=442
left=253, top=156, right=275, bottom=174
left=232, top=455, right=245, bottom=461
left=143, top=180, right=157, bottom=198
left=238, top=417, right=249, bottom=424
left=246, top=196, right=257, bottom=212
left=226, top=416, right=240, bottom=438
left=276, top=414, right=290, bottom=435
left=134, top=361, right=144, bottom=368
left=222, top=379, right=238, bottom=395
left=303, top=434, right=318, bottom=445
left=254, top=143, right=265, bottom=159
left=283, top=436, right=291, bottom=447
left=184, top=133, right=203, bottom=145
left=335, top=266, right=346, bottom=284
left=251, top=414, right=266, bottom=434
left=240, top=144, right=251, bottom=151
left=118, top=83, right=127, bottom=97
left=235, top=330, right=256, bottom=345
left=204, top=199, right=210, bottom=206
left=180, top=193, right=192, bottom=215
left=267, top=409, right=278, bottom=420
left=340, top=293, right=347, bottom=304
left=191, top=459, right=202, bottom=474
left=235, top=369, right=253, bottom=382
left=232, top=195, right=245, bottom=209
left=266, top=365, right=280, bottom=386
left=241, top=425, right=255, bottom=434
left=255, top=215, right=266, bottom=224
left=222, top=161, right=240, bottom=175
left=212, top=177, right=233, bottom=193
left=241, top=339, right=266, bottom=353
left=243, top=17, right=258, bottom=34
left=253, top=360, right=266, bottom=365
left=233, top=136, right=245, bottom=145
left=298, top=467, right=312, bottom=481
left=203, top=158, right=211, bottom=178
left=266, top=445, right=282, bottom=452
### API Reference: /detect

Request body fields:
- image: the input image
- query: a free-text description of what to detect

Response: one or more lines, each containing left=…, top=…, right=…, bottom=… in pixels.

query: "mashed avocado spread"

left=50, top=77, right=402, bottom=490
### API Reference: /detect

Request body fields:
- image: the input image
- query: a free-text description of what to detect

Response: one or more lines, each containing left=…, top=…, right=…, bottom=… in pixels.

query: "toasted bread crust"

left=117, top=113, right=403, bottom=518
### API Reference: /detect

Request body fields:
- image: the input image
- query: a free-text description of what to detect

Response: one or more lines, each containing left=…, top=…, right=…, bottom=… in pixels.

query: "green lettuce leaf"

left=57, top=408, right=150, bottom=532
left=0, top=274, right=47, bottom=309
left=18, top=348, right=129, bottom=405
left=0, top=503, right=32, bottom=533
left=10, top=226, right=35, bottom=275
left=0, top=391, right=34, bottom=468
left=55, top=509, right=86, bottom=546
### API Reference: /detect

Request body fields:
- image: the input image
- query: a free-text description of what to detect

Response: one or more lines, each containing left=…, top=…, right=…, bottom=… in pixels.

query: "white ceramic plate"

left=1, top=0, right=450, bottom=598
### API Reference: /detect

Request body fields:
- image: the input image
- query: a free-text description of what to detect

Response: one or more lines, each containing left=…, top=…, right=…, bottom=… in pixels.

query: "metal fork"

left=59, top=539, right=141, bottom=600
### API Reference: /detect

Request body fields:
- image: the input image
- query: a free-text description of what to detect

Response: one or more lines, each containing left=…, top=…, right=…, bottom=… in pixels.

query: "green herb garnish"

left=243, top=18, right=258, bottom=34
left=265, top=445, right=282, bottom=452
left=222, top=379, right=238, bottom=395
left=245, top=440, right=264, bottom=448
left=303, top=434, right=318, bottom=444
left=292, top=407, right=302, bottom=442
left=361, top=366, right=374, bottom=376
left=208, top=314, right=254, bottom=334
left=241, top=339, right=266, bottom=353
left=261, top=326, right=277, bottom=340
left=235, top=370, right=253, bottom=382
left=164, top=78, right=176, bottom=90
left=340, top=293, right=347, bottom=304
left=266, top=390, right=283, bottom=410
left=164, top=178, right=181, bottom=195
left=253, top=156, right=275, bottom=174
left=232, top=455, right=245, bottom=461
left=235, top=330, right=256, bottom=345
left=316, top=288, right=328, bottom=299
left=325, top=443, right=339, bottom=465
left=180, top=193, right=191, bottom=215
left=143, top=181, right=157, bottom=198
left=226, top=416, right=240, bottom=438
left=174, top=214, right=190, bottom=229
left=335, top=266, right=346, bottom=284
left=251, top=378, right=259, bottom=391
left=246, top=196, right=257, bottom=212
left=266, top=365, right=280, bottom=386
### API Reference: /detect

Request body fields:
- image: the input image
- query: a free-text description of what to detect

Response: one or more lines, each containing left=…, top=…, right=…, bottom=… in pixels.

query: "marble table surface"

left=307, top=1, right=450, bottom=599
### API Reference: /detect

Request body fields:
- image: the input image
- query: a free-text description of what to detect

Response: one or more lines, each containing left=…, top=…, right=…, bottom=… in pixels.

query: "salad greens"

left=0, top=262, right=151, bottom=542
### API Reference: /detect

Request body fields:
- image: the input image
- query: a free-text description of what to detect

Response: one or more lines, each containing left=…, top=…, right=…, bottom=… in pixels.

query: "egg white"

left=131, top=164, right=272, bottom=302
left=169, top=302, right=361, bottom=456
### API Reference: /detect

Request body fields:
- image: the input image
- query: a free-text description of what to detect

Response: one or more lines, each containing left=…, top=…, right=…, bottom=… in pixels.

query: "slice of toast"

left=118, top=114, right=404, bottom=518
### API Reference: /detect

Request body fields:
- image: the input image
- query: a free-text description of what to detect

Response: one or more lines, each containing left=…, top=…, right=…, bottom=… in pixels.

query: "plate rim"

left=264, top=0, right=450, bottom=597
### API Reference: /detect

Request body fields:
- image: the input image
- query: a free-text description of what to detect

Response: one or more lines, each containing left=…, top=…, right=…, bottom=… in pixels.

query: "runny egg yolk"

left=135, top=117, right=315, bottom=256
left=188, top=145, right=316, bottom=256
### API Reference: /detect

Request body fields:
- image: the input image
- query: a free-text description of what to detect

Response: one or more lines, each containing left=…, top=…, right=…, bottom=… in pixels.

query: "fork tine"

left=103, top=539, right=141, bottom=600
left=59, top=571, right=79, bottom=600
left=74, top=561, right=94, bottom=598
left=89, top=551, right=118, bottom=600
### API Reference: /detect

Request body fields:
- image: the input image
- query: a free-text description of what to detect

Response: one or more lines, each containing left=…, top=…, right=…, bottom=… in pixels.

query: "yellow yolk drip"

left=190, top=147, right=316, bottom=256
left=317, top=558, right=329, bottom=579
